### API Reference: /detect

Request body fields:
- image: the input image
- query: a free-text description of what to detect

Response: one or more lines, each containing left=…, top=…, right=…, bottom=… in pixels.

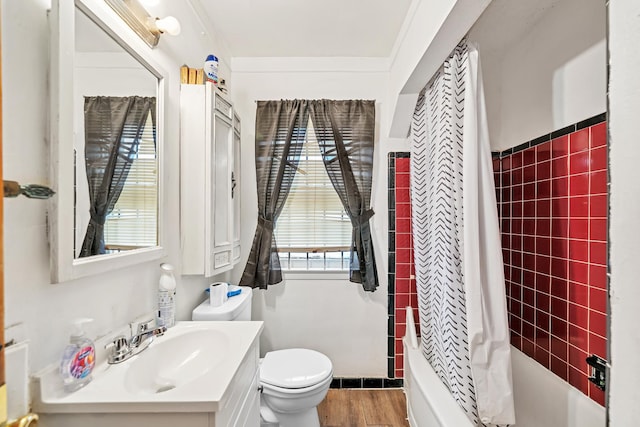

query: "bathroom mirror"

left=49, top=0, right=166, bottom=282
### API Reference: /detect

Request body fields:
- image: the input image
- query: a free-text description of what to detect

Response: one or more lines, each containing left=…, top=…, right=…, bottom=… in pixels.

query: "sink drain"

left=156, top=384, right=176, bottom=393
left=154, top=377, right=176, bottom=393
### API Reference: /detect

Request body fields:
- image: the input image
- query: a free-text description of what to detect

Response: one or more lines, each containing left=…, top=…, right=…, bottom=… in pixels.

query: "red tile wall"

left=393, top=156, right=418, bottom=379
left=493, top=121, right=607, bottom=406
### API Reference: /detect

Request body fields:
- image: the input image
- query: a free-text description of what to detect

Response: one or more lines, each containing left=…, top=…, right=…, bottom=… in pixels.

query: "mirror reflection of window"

left=104, top=110, right=158, bottom=253
left=79, top=96, right=156, bottom=258
left=72, top=6, right=159, bottom=259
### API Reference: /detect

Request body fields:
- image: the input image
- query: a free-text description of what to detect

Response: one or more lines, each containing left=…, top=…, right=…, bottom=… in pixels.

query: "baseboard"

left=330, top=377, right=404, bottom=389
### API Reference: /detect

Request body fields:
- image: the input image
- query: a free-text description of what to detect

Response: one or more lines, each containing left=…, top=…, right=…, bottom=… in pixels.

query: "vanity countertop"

left=33, top=321, right=264, bottom=413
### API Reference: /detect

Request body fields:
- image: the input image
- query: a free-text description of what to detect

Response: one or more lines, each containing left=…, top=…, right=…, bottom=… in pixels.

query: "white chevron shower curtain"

left=410, top=40, right=515, bottom=426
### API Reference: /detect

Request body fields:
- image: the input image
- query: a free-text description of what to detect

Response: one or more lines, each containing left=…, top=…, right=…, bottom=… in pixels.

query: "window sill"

left=282, top=270, right=349, bottom=281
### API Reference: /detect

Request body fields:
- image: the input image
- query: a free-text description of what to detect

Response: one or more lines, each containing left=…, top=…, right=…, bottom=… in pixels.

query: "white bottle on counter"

left=158, top=263, right=176, bottom=328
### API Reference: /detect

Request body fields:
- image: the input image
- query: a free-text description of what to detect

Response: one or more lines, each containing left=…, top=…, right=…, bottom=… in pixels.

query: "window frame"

left=275, top=119, right=351, bottom=273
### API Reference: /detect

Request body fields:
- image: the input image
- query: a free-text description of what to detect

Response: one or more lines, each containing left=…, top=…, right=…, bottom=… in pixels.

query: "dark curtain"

left=239, top=100, right=310, bottom=288
left=309, top=100, right=378, bottom=291
left=79, top=96, right=156, bottom=258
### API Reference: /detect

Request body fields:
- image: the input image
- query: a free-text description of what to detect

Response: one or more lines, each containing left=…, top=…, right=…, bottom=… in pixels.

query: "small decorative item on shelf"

left=180, top=64, right=205, bottom=85
left=180, top=64, right=188, bottom=83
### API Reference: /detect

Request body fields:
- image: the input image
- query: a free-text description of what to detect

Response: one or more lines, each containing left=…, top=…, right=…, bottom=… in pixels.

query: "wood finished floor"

left=317, top=389, right=410, bottom=427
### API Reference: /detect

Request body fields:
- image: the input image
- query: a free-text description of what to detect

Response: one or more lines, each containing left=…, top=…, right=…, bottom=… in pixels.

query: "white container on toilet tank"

left=193, top=285, right=252, bottom=321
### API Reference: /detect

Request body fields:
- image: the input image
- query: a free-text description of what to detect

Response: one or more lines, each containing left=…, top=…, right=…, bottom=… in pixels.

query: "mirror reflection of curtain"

left=79, top=96, right=156, bottom=258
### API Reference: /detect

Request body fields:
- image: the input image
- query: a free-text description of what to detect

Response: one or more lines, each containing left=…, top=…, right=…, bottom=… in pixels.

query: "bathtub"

left=403, top=338, right=474, bottom=427
left=403, top=317, right=606, bottom=426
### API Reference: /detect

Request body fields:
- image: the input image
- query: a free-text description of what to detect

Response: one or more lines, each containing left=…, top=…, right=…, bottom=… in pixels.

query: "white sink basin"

left=124, top=329, right=229, bottom=395
left=33, top=321, right=263, bottom=414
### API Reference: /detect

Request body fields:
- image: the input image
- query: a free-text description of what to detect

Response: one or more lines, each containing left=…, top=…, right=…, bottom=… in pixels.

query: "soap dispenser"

left=59, top=318, right=95, bottom=392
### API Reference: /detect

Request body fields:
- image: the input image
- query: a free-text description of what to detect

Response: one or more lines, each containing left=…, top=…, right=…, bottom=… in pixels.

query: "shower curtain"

left=410, top=40, right=515, bottom=426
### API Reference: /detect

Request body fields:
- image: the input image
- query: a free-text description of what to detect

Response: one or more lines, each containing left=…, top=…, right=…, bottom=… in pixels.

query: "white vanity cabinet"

left=214, top=338, right=260, bottom=427
left=180, top=83, right=241, bottom=276
left=38, top=340, right=260, bottom=427
left=34, top=321, right=263, bottom=427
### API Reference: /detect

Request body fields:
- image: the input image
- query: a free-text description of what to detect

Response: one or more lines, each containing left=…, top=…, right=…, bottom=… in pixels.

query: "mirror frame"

left=49, top=0, right=166, bottom=283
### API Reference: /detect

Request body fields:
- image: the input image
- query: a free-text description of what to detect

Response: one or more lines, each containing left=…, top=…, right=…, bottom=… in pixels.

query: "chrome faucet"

left=105, top=319, right=167, bottom=364
left=129, top=319, right=167, bottom=349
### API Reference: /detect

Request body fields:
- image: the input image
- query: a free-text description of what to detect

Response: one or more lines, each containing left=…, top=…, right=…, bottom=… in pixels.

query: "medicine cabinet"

left=180, top=83, right=241, bottom=276
left=49, top=0, right=166, bottom=283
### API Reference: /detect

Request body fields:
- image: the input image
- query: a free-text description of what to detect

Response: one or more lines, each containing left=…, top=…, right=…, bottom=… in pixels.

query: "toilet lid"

left=260, top=349, right=333, bottom=389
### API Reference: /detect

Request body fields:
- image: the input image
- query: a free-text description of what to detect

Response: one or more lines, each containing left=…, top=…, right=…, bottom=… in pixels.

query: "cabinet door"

left=237, top=370, right=260, bottom=427
left=232, top=113, right=241, bottom=262
left=180, top=84, right=206, bottom=275
left=205, top=89, right=234, bottom=276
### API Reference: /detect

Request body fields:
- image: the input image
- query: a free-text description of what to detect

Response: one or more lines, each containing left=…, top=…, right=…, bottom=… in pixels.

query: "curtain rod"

left=253, top=99, right=376, bottom=103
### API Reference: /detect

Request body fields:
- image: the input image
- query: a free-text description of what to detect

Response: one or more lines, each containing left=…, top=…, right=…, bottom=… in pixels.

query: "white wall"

left=608, top=0, right=640, bottom=423
left=471, top=0, right=606, bottom=151
left=1, top=0, right=231, bottom=374
left=387, top=0, right=491, bottom=138
left=231, top=57, right=408, bottom=376
left=388, top=0, right=455, bottom=98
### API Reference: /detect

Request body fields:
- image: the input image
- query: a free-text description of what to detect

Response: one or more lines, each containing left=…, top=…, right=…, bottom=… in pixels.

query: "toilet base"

left=259, top=399, right=320, bottom=427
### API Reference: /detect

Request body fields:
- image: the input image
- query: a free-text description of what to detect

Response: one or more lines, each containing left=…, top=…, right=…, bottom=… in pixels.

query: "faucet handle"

left=136, top=319, right=156, bottom=334
left=105, top=335, right=131, bottom=364
left=105, top=335, right=128, bottom=351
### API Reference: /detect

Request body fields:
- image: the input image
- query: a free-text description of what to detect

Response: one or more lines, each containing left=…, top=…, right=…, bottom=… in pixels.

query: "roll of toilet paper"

left=209, top=282, right=229, bottom=307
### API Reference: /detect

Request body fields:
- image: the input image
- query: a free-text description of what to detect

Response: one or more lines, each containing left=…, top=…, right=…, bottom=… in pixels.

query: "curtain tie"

left=90, top=210, right=106, bottom=226
left=258, top=216, right=275, bottom=231
left=350, top=209, right=375, bottom=227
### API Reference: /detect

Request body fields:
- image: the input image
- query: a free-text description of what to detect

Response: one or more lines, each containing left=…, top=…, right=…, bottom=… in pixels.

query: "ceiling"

left=194, top=0, right=414, bottom=58
left=469, top=0, right=564, bottom=57
left=191, top=0, right=569, bottom=60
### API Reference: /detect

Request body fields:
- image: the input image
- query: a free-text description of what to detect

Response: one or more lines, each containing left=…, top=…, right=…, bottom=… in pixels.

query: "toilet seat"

left=260, top=348, right=333, bottom=389
left=261, top=371, right=333, bottom=396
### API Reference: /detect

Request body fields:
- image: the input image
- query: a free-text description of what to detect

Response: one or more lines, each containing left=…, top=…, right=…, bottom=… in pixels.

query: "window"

left=103, top=111, right=157, bottom=251
left=243, top=99, right=376, bottom=289
left=275, top=120, right=352, bottom=270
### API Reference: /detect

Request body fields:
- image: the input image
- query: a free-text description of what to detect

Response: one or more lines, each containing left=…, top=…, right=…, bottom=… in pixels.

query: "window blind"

left=275, top=120, right=351, bottom=254
left=104, top=111, right=157, bottom=250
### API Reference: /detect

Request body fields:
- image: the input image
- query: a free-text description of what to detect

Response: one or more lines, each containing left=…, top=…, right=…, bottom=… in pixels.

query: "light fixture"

left=154, top=16, right=181, bottom=36
left=104, top=0, right=181, bottom=48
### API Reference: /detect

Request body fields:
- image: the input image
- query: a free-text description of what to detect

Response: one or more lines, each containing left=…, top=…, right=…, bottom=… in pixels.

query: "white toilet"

left=192, top=285, right=333, bottom=427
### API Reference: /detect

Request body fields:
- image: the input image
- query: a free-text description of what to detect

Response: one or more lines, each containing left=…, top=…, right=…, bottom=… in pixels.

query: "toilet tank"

left=192, top=285, right=253, bottom=321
